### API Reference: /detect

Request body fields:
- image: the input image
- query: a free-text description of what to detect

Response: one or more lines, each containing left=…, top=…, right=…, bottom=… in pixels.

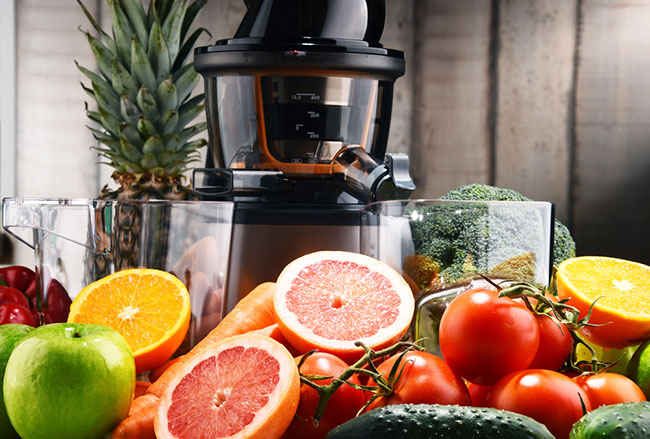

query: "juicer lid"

left=194, top=0, right=404, bottom=79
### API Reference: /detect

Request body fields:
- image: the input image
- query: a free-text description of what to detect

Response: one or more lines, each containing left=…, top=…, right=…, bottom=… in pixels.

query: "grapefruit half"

left=274, top=251, right=415, bottom=361
left=154, top=334, right=299, bottom=439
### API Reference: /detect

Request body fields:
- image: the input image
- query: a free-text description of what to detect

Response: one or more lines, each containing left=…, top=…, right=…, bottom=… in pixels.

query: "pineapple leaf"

left=178, top=122, right=207, bottom=146
left=84, top=102, right=103, bottom=126
left=84, top=30, right=114, bottom=81
left=120, top=94, right=141, bottom=126
left=124, top=161, right=144, bottom=174
left=180, top=0, right=208, bottom=42
left=155, top=79, right=178, bottom=113
left=136, top=116, right=158, bottom=137
left=92, top=81, right=122, bottom=120
left=178, top=139, right=207, bottom=153
left=136, top=86, right=161, bottom=122
left=178, top=93, right=204, bottom=112
left=119, top=0, right=148, bottom=47
left=142, top=136, right=165, bottom=155
left=111, top=58, right=138, bottom=102
left=140, top=153, right=160, bottom=169
left=77, top=0, right=118, bottom=55
left=131, top=36, right=157, bottom=92
left=162, top=0, right=190, bottom=66
left=76, top=61, right=120, bottom=103
left=156, top=150, right=175, bottom=166
left=162, top=133, right=179, bottom=148
left=98, top=106, right=121, bottom=137
left=119, top=123, right=143, bottom=148
left=177, top=102, right=204, bottom=130
left=159, top=110, right=179, bottom=135
left=173, top=63, right=199, bottom=105
left=107, top=0, right=135, bottom=71
left=80, top=81, right=95, bottom=100
left=120, top=137, right=144, bottom=163
left=156, top=0, right=174, bottom=23
left=147, top=17, right=171, bottom=83
left=173, top=27, right=210, bottom=72
left=87, top=125, right=115, bottom=142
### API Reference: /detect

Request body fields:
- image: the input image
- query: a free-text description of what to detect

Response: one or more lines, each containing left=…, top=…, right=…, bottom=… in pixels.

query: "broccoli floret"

left=439, top=183, right=576, bottom=266
left=410, top=200, right=548, bottom=284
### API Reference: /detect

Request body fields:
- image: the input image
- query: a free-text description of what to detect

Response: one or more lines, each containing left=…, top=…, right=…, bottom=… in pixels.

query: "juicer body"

left=193, top=0, right=415, bottom=307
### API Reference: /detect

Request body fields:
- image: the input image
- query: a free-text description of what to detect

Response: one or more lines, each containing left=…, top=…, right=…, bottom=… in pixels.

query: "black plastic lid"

left=235, top=0, right=386, bottom=43
left=194, top=0, right=403, bottom=78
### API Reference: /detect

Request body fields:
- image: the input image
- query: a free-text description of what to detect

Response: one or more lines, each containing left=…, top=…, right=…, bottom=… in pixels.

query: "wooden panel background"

left=6, top=0, right=650, bottom=265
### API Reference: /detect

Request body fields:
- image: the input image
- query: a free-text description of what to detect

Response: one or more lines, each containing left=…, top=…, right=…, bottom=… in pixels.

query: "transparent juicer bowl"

left=360, top=199, right=554, bottom=356
left=2, top=198, right=234, bottom=353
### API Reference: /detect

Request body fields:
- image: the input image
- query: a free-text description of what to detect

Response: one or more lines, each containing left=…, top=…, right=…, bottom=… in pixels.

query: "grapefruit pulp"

left=154, top=333, right=299, bottom=439
left=274, top=251, right=415, bottom=361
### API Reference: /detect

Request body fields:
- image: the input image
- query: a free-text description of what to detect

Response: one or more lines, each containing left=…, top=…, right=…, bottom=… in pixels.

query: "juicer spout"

left=330, top=146, right=415, bottom=203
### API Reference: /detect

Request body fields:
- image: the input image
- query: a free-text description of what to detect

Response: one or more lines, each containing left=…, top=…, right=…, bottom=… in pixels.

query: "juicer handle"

left=330, top=146, right=415, bottom=203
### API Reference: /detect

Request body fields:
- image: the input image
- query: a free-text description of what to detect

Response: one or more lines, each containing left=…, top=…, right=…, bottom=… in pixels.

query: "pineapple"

left=77, top=0, right=209, bottom=272
left=77, top=0, right=208, bottom=200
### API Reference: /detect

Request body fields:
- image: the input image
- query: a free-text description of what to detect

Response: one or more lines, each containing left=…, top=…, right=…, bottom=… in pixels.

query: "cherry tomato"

left=528, top=314, right=573, bottom=371
left=486, top=369, right=591, bottom=439
left=439, top=288, right=540, bottom=385
left=0, top=266, right=36, bottom=292
left=0, top=286, right=30, bottom=309
left=467, top=382, right=492, bottom=407
left=283, top=352, right=365, bottom=439
left=364, top=351, right=471, bottom=411
left=573, top=373, right=646, bottom=409
left=0, top=303, right=37, bottom=327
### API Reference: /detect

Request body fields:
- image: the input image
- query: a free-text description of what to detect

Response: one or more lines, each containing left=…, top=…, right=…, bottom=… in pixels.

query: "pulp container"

left=2, top=198, right=234, bottom=353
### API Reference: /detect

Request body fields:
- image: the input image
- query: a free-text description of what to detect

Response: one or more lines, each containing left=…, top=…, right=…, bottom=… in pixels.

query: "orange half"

left=68, top=268, right=191, bottom=373
left=557, top=256, right=650, bottom=348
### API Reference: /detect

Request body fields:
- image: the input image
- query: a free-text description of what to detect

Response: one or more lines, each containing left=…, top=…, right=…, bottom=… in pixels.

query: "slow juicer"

left=193, top=0, right=415, bottom=310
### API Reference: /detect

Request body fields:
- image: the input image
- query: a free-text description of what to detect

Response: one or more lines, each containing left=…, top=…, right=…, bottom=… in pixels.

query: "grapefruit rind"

left=274, top=251, right=415, bottom=360
left=154, top=333, right=299, bottom=439
left=557, top=256, right=650, bottom=349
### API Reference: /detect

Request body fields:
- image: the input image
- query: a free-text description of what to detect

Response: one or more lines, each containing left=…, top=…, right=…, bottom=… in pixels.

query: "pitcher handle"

left=1, top=198, right=99, bottom=251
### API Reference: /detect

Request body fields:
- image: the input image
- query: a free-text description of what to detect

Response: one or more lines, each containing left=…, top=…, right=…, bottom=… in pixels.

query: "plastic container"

left=2, top=198, right=234, bottom=353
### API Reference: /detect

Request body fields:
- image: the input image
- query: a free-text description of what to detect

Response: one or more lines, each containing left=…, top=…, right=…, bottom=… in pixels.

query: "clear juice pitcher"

left=2, top=198, right=234, bottom=354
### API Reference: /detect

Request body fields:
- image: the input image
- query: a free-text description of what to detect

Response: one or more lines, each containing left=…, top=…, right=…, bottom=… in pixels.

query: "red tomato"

left=364, top=351, right=471, bottom=411
left=486, top=369, right=591, bottom=439
left=283, top=353, right=365, bottom=439
left=467, top=382, right=492, bottom=407
left=528, top=314, right=573, bottom=370
left=0, top=303, right=37, bottom=327
left=573, top=373, right=646, bottom=409
left=439, top=288, right=540, bottom=385
left=0, top=286, right=30, bottom=309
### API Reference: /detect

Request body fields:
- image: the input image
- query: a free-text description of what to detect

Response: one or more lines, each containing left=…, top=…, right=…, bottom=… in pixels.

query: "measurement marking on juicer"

left=291, top=93, right=321, bottom=101
left=295, top=124, right=304, bottom=131
left=307, top=131, right=319, bottom=139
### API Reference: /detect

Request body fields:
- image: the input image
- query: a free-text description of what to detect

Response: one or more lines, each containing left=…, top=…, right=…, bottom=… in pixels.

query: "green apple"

left=0, top=324, right=34, bottom=438
left=3, top=323, right=135, bottom=439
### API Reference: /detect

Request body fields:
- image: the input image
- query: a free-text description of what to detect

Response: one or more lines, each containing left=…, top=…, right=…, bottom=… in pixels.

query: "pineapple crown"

left=77, top=0, right=209, bottom=179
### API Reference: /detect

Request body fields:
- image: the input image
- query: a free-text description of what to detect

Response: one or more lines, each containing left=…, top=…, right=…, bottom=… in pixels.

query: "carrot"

left=133, top=381, right=150, bottom=399
left=111, top=394, right=157, bottom=439
left=250, top=323, right=299, bottom=356
left=148, top=357, right=181, bottom=383
left=111, top=282, right=278, bottom=439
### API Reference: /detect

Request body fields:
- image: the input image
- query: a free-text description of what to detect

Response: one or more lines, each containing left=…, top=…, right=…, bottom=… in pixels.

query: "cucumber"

left=570, top=401, right=650, bottom=439
left=324, top=404, right=555, bottom=439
